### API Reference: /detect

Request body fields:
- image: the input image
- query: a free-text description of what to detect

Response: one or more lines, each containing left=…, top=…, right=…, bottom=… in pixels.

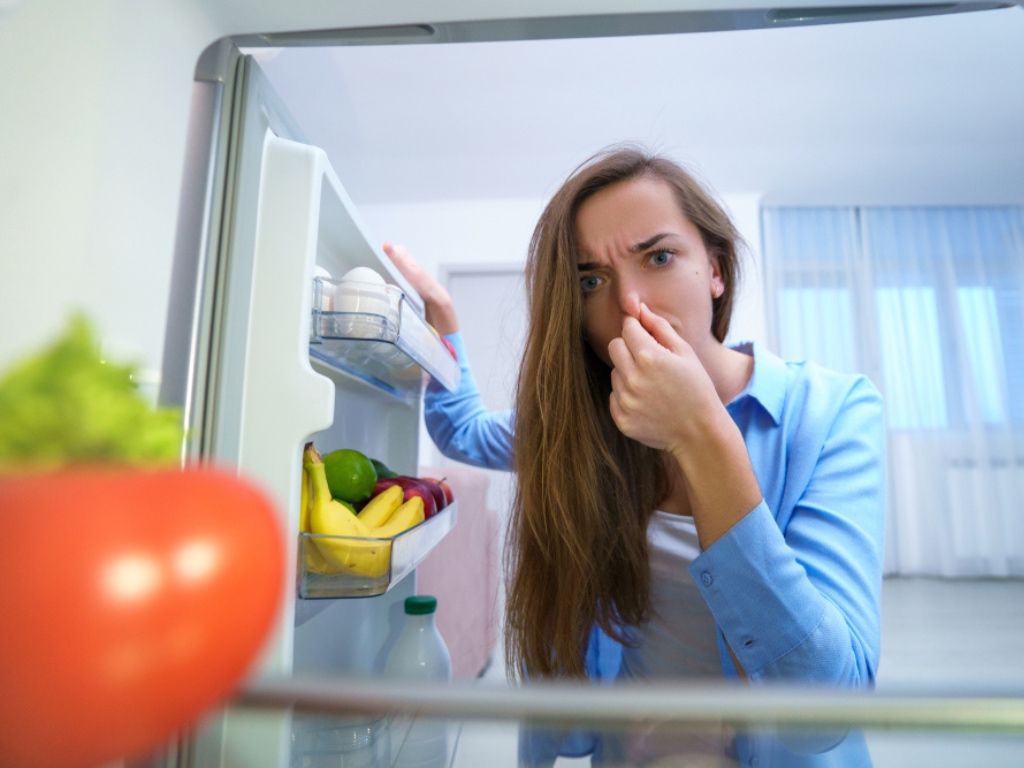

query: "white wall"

left=721, top=193, right=768, bottom=348
left=0, top=0, right=221, bottom=388
left=358, top=197, right=544, bottom=278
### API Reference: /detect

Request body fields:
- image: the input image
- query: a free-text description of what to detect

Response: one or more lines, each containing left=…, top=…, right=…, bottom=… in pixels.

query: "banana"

left=312, top=500, right=389, bottom=577
left=357, top=484, right=403, bottom=527
left=299, top=458, right=334, bottom=575
left=374, top=496, right=425, bottom=538
left=300, top=461, right=310, bottom=532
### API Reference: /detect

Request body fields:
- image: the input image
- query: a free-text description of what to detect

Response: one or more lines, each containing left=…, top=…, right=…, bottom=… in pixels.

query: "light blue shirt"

left=425, top=332, right=886, bottom=767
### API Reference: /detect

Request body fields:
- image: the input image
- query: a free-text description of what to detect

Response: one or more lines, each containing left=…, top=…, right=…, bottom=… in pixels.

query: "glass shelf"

left=298, top=502, right=458, bottom=599
left=310, top=277, right=460, bottom=400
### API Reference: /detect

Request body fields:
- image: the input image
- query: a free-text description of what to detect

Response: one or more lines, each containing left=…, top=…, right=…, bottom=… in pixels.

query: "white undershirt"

left=620, top=510, right=722, bottom=681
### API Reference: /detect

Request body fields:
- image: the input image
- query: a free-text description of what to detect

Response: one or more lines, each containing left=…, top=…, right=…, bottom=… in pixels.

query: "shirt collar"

left=727, top=340, right=788, bottom=426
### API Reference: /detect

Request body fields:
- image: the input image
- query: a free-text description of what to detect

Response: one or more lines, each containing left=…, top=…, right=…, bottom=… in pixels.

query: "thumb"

left=638, top=303, right=685, bottom=353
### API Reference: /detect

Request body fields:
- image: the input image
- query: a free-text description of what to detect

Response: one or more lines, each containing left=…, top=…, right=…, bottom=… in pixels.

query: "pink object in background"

left=416, top=465, right=501, bottom=679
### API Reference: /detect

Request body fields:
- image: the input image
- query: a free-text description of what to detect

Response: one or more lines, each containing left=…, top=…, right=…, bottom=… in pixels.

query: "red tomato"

left=0, top=467, right=285, bottom=768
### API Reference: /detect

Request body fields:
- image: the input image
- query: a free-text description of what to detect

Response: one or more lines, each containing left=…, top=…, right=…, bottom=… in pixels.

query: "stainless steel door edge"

left=238, top=675, right=1024, bottom=733
left=158, top=40, right=243, bottom=462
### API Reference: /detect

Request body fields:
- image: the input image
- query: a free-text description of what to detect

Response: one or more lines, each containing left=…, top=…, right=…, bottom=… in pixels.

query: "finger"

left=609, top=354, right=642, bottom=410
left=608, top=384, right=631, bottom=430
left=620, top=314, right=653, bottom=348
left=607, top=336, right=635, bottom=373
left=638, top=302, right=686, bottom=353
left=608, top=386, right=640, bottom=441
left=383, top=243, right=432, bottom=291
left=383, top=241, right=410, bottom=265
left=619, top=315, right=664, bottom=368
left=609, top=365, right=625, bottom=397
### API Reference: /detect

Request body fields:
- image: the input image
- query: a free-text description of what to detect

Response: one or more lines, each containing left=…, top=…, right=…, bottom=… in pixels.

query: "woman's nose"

left=615, top=277, right=643, bottom=319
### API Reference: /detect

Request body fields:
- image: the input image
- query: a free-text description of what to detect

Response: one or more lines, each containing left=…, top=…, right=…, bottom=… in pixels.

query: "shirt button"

left=700, top=572, right=714, bottom=587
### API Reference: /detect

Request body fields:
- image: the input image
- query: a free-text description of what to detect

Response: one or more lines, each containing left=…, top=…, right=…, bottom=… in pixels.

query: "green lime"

left=370, top=458, right=398, bottom=479
left=323, top=448, right=377, bottom=503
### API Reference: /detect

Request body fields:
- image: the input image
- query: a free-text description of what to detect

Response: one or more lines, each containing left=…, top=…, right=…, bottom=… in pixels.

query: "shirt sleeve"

left=423, top=331, right=515, bottom=471
left=688, top=375, right=885, bottom=689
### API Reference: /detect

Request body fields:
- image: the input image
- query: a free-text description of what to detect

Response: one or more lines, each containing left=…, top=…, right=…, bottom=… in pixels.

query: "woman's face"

left=574, top=176, right=724, bottom=366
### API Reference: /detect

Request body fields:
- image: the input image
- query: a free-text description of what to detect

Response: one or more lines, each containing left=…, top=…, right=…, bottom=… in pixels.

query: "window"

left=763, top=206, right=1024, bottom=433
left=778, top=288, right=856, bottom=375
left=874, top=287, right=947, bottom=429
left=957, top=286, right=1007, bottom=424
left=763, top=205, right=1024, bottom=577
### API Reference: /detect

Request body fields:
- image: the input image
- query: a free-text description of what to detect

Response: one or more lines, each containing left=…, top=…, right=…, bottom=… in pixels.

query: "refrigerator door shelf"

left=310, top=278, right=460, bottom=400
left=298, top=502, right=458, bottom=599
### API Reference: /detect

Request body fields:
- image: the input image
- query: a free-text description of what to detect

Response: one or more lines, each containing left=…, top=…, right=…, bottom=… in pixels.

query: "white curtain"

left=762, top=206, right=1024, bottom=577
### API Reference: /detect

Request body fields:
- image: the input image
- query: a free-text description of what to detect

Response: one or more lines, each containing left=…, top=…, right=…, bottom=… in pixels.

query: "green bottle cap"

left=404, top=595, right=438, bottom=615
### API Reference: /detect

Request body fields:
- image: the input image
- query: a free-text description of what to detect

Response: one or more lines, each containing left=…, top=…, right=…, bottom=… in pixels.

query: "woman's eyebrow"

left=630, top=233, right=672, bottom=253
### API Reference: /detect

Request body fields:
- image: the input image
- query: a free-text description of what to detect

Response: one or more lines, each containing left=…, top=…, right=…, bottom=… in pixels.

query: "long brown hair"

left=504, top=145, right=743, bottom=679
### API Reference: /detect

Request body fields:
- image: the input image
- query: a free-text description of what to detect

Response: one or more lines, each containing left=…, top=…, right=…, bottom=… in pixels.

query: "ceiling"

left=254, top=5, right=1024, bottom=207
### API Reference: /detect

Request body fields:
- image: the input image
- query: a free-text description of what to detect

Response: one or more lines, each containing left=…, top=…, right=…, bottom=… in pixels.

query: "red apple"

left=421, top=476, right=454, bottom=507
left=417, top=478, right=447, bottom=512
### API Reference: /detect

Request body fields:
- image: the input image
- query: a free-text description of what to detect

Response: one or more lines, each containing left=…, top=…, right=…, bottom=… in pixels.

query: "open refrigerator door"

left=161, top=50, right=459, bottom=768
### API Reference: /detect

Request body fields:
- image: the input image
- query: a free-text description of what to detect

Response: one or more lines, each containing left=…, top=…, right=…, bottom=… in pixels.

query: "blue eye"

left=650, top=250, right=673, bottom=266
left=580, top=275, right=602, bottom=293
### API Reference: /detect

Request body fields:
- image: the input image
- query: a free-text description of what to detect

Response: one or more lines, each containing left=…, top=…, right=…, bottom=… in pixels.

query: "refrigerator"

left=157, top=3, right=1019, bottom=767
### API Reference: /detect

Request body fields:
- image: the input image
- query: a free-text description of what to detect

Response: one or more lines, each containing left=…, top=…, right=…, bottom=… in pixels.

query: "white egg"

left=340, top=266, right=386, bottom=285
left=334, top=266, right=390, bottom=318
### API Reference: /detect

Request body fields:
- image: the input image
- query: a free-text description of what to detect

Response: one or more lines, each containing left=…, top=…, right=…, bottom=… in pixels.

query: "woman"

left=386, top=146, right=885, bottom=767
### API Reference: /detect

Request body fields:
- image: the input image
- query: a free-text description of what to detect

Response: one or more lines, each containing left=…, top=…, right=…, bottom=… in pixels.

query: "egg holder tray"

left=297, top=502, right=458, bottom=599
left=309, top=277, right=460, bottom=399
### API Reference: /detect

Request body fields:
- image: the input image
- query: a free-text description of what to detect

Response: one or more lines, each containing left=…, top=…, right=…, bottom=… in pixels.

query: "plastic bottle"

left=383, top=595, right=452, bottom=767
